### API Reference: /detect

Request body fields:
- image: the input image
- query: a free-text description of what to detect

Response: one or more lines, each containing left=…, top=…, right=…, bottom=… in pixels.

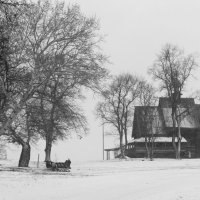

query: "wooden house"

left=104, top=97, right=200, bottom=159
left=125, top=137, right=189, bottom=158
left=131, top=97, right=200, bottom=158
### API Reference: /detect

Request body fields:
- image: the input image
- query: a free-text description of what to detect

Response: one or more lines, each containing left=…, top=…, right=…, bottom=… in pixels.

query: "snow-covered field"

left=1, top=158, right=200, bottom=200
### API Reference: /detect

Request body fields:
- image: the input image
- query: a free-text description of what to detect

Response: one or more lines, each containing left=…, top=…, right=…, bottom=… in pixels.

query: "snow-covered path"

left=1, top=159, right=200, bottom=200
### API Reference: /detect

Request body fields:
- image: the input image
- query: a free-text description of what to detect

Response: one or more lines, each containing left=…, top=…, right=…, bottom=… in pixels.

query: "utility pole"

left=102, top=121, right=105, bottom=160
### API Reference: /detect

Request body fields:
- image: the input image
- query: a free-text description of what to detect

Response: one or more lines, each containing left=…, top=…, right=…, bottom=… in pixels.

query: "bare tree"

left=0, top=0, right=107, bottom=166
left=27, top=1, right=107, bottom=161
left=96, top=74, right=141, bottom=158
left=138, top=81, right=157, bottom=160
left=0, top=1, right=37, bottom=167
left=149, top=44, right=198, bottom=159
left=29, top=74, right=88, bottom=161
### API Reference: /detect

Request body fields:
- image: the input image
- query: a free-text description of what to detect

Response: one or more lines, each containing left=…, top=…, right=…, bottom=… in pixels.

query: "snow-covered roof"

left=133, top=137, right=187, bottom=143
left=132, top=98, right=200, bottom=139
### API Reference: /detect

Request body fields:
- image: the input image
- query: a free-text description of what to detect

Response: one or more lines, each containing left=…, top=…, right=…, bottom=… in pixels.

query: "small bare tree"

left=149, top=44, right=198, bottom=159
left=138, top=81, right=157, bottom=160
left=96, top=74, right=141, bottom=158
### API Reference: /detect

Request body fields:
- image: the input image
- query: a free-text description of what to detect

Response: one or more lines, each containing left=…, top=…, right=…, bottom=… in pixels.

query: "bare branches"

left=96, top=73, right=142, bottom=157
left=137, top=81, right=157, bottom=159
left=149, top=44, right=198, bottom=99
left=139, top=80, right=157, bottom=107
left=0, top=0, right=29, bottom=7
left=0, top=0, right=108, bottom=164
left=149, top=44, right=198, bottom=159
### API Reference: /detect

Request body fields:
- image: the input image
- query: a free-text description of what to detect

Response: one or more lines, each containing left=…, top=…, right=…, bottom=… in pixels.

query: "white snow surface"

left=1, top=159, right=200, bottom=200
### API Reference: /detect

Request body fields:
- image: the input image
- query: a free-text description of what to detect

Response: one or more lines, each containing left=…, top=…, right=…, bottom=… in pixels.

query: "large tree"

left=149, top=44, right=198, bottom=159
left=0, top=0, right=107, bottom=166
left=29, top=73, right=88, bottom=161
left=27, top=0, right=107, bottom=161
left=96, top=74, right=141, bottom=158
left=0, top=0, right=36, bottom=167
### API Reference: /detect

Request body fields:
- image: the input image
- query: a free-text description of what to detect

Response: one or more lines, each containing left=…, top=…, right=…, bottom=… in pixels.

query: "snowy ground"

left=1, top=159, right=200, bottom=200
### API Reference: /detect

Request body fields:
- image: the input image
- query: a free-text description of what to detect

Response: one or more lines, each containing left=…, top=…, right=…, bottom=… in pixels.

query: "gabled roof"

left=162, top=106, right=200, bottom=128
left=132, top=98, right=200, bottom=139
left=159, top=97, right=195, bottom=108
left=132, top=106, right=165, bottom=138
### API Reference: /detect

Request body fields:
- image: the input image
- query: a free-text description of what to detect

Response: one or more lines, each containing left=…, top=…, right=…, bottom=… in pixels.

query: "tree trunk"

left=124, top=112, right=128, bottom=147
left=150, top=139, right=154, bottom=161
left=18, top=142, right=31, bottom=167
left=45, top=129, right=54, bottom=161
left=177, top=119, right=182, bottom=159
left=124, top=129, right=128, bottom=147
left=149, top=133, right=155, bottom=161
left=172, top=111, right=178, bottom=158
left=119, top=133, right=125, bottom=158
left=145, top=137, right=150, bottom=159
left=45, top=137, right=52, bottom=161
left=177, top=138, right=181, bottom=159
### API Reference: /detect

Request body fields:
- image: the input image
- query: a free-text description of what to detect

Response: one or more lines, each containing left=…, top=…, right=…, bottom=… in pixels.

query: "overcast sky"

left=8, top=0, right=200, bottom=162
left=73, top=0, right=200, bottom=76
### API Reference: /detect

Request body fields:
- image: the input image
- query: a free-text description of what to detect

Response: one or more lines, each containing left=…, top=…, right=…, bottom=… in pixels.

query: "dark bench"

left=45, top=159, right=71, bottom=172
